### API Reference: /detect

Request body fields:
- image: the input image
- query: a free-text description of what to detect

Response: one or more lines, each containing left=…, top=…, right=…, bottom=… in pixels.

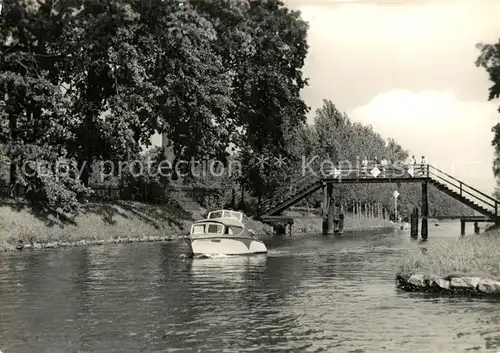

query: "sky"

left=151, top=0, right=500, bottom=194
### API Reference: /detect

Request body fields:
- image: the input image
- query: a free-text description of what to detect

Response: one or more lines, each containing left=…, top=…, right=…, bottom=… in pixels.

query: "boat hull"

left=187, top=237, right=268, bottom=256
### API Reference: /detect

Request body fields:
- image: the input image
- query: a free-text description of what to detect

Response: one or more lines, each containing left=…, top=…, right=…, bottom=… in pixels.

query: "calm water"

left=1, top=222, right=499, bottom=353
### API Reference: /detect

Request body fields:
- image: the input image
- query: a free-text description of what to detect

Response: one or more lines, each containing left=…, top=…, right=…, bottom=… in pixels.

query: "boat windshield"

left=207, top=210, right=242, bottom=221
left=207, top=211, right=223, bottom=219
left=223, top=211, right=242, bottom=220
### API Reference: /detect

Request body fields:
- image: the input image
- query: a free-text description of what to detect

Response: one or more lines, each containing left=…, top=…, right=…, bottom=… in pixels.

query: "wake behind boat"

left=185, top=210, right=268, bottom=257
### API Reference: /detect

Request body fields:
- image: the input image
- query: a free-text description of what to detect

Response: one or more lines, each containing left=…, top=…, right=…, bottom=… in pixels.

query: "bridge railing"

left=260, top=163, right=500, bottom=218
left=427, top=165, right=499, bottom=217
left=260, top=170, right=321, bottom=213
left=322, top=163, right=428, bottom=179
left=260, top=163, right=427, bottom=213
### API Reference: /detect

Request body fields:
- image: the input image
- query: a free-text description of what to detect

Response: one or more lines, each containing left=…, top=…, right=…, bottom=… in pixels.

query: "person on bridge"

left=420, top=156, right=426, bottom=176
left=361, top=156, right=368, bottom=177
left=380, top=156, right=388, bottom=177
left=389, top=158, right=395, bottom=174
left=411, top=155, right=417, bottom=174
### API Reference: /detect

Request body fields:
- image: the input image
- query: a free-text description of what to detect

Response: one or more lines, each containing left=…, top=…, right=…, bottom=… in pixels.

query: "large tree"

left=0, top=0, right=92, bottom=213
left=475, top=39, right=500, bottom=197
left=193, top=0, right=309, bottom=204
left=1, top=0, right=313, bottom=213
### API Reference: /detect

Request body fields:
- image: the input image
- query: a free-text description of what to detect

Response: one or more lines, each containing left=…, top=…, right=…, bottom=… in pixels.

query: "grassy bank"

left=400, top=232, right=500, bottom=281
left=0, top=199, right=273, bottom=251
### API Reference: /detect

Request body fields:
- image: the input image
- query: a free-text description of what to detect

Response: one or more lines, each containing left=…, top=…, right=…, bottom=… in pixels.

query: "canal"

left=1, top=222, right=499, bottom=353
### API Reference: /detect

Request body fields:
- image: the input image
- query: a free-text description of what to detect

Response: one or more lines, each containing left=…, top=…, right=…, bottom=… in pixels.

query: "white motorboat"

left=185, top=210, right=268, bottom=256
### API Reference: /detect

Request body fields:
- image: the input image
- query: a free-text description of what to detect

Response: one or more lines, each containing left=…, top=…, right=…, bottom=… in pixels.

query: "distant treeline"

left=246, top=100, right=473, bottom=218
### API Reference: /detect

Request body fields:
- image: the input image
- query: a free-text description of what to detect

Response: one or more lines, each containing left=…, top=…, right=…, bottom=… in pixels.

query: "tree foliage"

left=476, top=39, right=500, bottom=196
left=1, top=0, right=479, bottom=219
left=0, top=0, right=310, bottom=215
left=476, top=40, right=500, bottom=106
left=193, top=0, right=310, bottom=200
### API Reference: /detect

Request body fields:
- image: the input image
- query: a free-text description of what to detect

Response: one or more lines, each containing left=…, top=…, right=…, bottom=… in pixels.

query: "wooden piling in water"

left=327, top=191, right=335, bottom=235
left=323, top=183, right=335, bottom=235
left=322, top=185, right=327, bottom=234
left=421, top=181, right=429, bottom=240
left=410, top=207, right=419, bottom=239
left=274, top=224, right=286, bottom=235
left=339, top=213, right=344, bottom=233
left=474, top=221, right=479, bottom=234
left=460, top=220, right=465, bottom=236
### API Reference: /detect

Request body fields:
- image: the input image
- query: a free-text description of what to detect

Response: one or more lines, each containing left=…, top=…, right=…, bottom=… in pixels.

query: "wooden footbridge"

left=258, top=164, right=500, bottom=239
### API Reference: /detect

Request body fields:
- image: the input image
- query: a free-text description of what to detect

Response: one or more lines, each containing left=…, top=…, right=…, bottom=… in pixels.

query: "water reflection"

left=187, top=254, right=267, bottom=284
left=1, top=228, right=499, bottom=353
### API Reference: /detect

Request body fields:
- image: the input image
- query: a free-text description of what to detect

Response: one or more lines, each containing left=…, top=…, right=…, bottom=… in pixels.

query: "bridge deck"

left=261, top=164, right=500, bottom=225
left=259, top=215, right=295, bottom=223
left=320, top=165, right=428, bottom=182
left=321, top=176, right=428, bottom=184
left=431, top=216, right=495, bottom=222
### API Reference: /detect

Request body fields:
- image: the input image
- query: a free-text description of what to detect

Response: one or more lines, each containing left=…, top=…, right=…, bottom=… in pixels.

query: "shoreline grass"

left=400, top=232, right=500, bottom=281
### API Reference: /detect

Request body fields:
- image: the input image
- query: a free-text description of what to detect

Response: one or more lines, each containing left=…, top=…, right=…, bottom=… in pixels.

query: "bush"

left=3, top=144, right=92, bottom=216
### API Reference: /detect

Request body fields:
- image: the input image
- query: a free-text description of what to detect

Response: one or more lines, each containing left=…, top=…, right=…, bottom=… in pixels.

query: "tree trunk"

left=8, top=115, right=17, bottom=195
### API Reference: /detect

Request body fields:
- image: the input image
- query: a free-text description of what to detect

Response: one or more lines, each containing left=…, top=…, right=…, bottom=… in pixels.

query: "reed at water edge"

left=400, top=232, right=500, bottom=280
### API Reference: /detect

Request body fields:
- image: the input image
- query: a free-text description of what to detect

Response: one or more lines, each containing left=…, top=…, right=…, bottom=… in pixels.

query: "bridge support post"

left=474, top=221, right=480, bottom=234
left=410, top=207, right=419, bottom=239
left=339, top=213, right=344, bottom=233
left=322, top=183, right=335, bottom=235
left=421, top=181, right=428, bottom=241
left=460, top=220, right=465, bottom=236
left=274, top=224, right=286, bottom=235
left=287, top=221, right=293, bottom=236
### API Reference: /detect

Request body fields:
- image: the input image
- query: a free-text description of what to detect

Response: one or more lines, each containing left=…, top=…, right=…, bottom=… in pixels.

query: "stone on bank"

left=477, top=278, right=500, bottom=294
left=396, top=273, right=500, bottom=296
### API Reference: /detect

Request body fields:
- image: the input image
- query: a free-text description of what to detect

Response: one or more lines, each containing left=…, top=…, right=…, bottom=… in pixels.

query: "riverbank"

left=0, top=199, right=274, bottom=252
left=396, top=231, right=500, bottom=296
left=1, top=200, right=396, bottom=252
left=0, top=199, right=190, bottom=251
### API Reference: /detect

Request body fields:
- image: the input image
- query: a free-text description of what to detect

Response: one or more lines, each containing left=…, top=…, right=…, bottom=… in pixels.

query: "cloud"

left=350, top=89, right=498, bottom=193
left=292, top=0, right=500, bottom=113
